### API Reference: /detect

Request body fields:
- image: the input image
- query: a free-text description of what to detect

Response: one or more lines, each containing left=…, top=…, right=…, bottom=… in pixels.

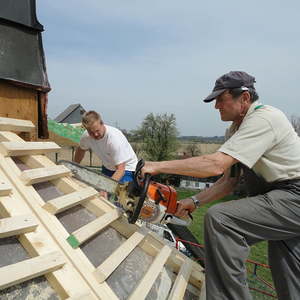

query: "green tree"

left=137, top=113, right=179, bottom=161
left=185, top=141, right=201, bottom=157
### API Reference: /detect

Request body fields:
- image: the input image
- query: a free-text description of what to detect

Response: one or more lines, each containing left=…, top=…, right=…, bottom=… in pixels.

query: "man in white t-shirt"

left=141, top=71, right=300, bottom=300
left=74, top=111, right=138, bottom=184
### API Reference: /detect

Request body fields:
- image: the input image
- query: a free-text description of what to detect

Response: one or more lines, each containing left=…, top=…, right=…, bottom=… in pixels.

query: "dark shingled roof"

left=54, top=104, right=84, bottom=123
left=0, top=0, right=50, bottom=91
left=0, top=0, right=43, bottom=31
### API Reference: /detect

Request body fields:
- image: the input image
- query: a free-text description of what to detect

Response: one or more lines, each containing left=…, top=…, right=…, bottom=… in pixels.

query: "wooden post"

left=89, top=149, right=92, bottom=167
left=72, top=146, right=75, bottom=161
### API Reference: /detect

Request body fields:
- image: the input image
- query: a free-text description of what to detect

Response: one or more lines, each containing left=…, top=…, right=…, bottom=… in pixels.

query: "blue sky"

left=37, top=1, right=300, bottom=136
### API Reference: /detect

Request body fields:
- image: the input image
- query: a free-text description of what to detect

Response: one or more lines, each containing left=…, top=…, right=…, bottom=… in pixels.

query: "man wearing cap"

left=142, top=71, right=300, bottom=300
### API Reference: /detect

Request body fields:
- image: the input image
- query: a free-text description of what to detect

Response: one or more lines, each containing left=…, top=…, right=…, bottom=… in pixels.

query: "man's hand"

left=175, top=198, right=196, bottom=217
left=111, top=162, right=126, bottom=182
left=74, top=147, right=86, bottom=164
left=99, top=190, right=108, bottom=199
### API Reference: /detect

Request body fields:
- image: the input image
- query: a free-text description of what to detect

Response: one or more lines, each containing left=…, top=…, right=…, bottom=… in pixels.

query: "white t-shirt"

left=79, top=125, right=138, bottom=171
left=219, top=101, right=300, bottom=182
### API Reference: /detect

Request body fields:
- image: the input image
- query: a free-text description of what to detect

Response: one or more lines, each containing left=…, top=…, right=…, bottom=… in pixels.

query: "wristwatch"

left=191, top=195, right=201, bottom=208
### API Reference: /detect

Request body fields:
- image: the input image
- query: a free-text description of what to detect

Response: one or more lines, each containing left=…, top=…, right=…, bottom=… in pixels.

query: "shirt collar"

left=244, top=100, right=260, bottom=119
left=227, top=100, right=261, bottom=137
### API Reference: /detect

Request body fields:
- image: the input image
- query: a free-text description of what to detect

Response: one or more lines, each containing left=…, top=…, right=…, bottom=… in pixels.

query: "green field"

left=177, top=189, right=276, bottom=299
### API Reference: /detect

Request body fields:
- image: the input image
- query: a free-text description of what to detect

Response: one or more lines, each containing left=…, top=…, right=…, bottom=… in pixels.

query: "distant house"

left=179, top=177, right=212, bottom=190
left=177, top=153, right=219, bottom=189
left=179, top=173, right=221, bottom=190
left=54, top=104, right=86, bottom=124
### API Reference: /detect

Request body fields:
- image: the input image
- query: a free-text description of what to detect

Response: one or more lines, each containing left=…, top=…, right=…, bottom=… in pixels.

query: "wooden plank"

left=199, top=278, right=206, bottom=300
left=0, top=131, right=25, bottom=142
left=128, top=245, right=172, bottom=300
left=20, top=165, right=72, bottom=185
left=0, top=141, right=60, bottom=156
left=0, top=116, right=35, bottom=132
left=67, top=293, right=97, bottom=300
left=0, top=251, right=66, bottom=290
left=94, top=230, right=147, bottom=283
left=168, top=259, right=193, bottom=300
left=67, top=209, right=121, bottom=248
left=0, top=81, right=38, bottom=140
left=0, top=214, right=38, bottom=238
left=0, top=178, right=12, bottom=196
left=43, top=187, right=98, bottom=215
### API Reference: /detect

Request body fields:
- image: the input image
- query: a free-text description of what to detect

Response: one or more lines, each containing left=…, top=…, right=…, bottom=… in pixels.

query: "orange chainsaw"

left=59, top=159, right=193, bottom=226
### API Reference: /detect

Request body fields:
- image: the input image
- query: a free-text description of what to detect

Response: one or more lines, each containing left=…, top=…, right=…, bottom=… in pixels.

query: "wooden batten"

left=43, top=187, right=98, bottom=214
left=20, top=165, right=71, bottom=185
left=0, top=251, right=66, bottom=290
left=199, top=278, right=206, bottom=300
left=67, top=209, right=122, bottom=248
left=66, top=292, right=97, bottom=300
left=0, top=116, right=35, bottom=132
left=168, top=259, right=193, bottom=300
left=0, top=214, right=38, bottom=238
left=0, top=141, right=60, bottom=156
left=128, top=245, right=172, bottom=300
left=0, top=178, right=12, bottom=196
left=94, top=230, right=147, bottom=283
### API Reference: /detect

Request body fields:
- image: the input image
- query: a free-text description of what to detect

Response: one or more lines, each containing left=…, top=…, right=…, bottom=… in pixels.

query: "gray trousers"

left=204, top=180, right=300, bottom=300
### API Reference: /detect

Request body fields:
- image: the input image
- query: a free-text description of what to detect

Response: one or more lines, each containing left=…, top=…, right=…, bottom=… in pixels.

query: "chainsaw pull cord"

left=187, top=211, right=194, bottom=221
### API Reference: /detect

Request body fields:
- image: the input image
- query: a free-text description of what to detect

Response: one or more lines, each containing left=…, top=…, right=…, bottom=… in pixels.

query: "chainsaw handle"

left=128, top=159, right=152, bottom=224
left=133, top=159, right=147, bottom=191
left=128, top=173, right=152, bottom=224
left=174, top=201, right=194, bottom=221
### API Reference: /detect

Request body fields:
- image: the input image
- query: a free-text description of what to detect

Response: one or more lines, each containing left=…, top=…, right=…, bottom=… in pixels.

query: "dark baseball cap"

left=203, top=71, right=256, bottom=103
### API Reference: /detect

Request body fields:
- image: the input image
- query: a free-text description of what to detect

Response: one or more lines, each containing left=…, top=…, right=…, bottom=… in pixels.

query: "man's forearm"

left=193, top=175, right=238, bottom=206
left=74, top=148, right=85, bottom=163
left=151, top=153, right=227, bottom=178
left=112, top=162, right=126, bottom=182
left=111, top=168, right=125, bottom=181
left=195, top=182, right=235, bottom=206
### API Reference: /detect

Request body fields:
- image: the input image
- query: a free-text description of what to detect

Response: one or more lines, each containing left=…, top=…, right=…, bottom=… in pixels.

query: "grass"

left=177, top=188, right=276, bottom=299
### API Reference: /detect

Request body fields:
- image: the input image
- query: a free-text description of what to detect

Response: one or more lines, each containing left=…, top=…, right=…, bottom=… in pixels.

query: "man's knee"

left=204, top=203, right=227, bottom=228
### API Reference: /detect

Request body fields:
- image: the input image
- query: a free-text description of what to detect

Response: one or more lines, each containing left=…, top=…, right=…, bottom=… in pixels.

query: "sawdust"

left=0, top=276, right=59, bottom=300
